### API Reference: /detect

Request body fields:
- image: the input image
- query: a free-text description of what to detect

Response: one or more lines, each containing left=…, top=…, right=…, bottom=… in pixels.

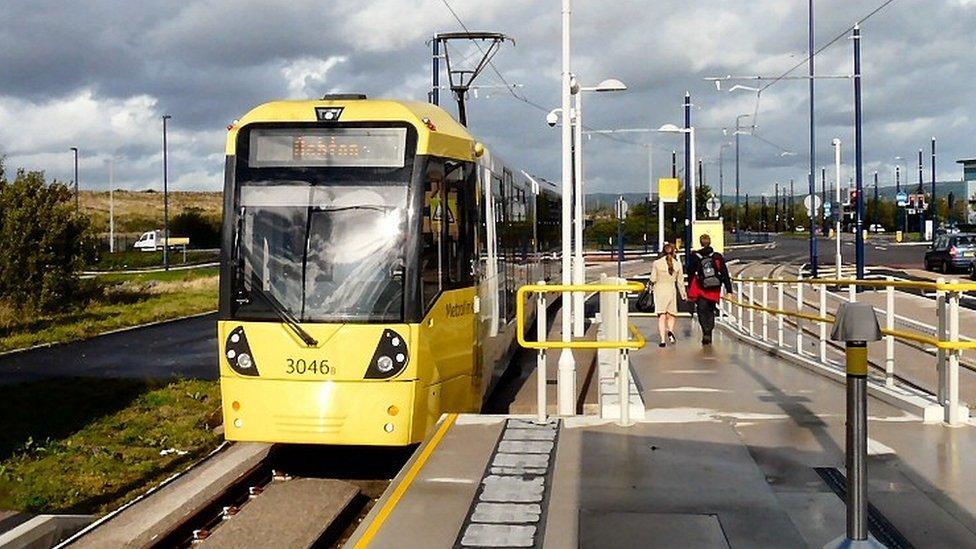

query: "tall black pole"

left=873, top=171, right=879, bottom=230
left=786, top=179, right=792, bottom=231
left=931, top=137, right=937, bottom=229
left=684, top=92, right=692, bottom=271
left=808, top=0, right=818, bottom=276
left=821, top=167, right=827, bottom=234
left=430, top=35, right=440, bottom=105
left=918, top=148, right=924, bottom=238
left=896, top=165, right=902, bottom=233
left=853, top=24, right=864, bottom=282
left=774, top=183, right=779, bottom=232
left=719, top=146, right=725, bottom=211
left=70, top=147, right=79, bottom=213
left=162, top=114, right=171, bottom=271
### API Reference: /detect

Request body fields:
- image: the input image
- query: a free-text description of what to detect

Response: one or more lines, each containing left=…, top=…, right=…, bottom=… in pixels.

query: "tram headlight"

left=365, top=329, right=408, bottom=379
left=237, top=353, right=253, bottom=370
left=376, top=355, right=394, bottom=373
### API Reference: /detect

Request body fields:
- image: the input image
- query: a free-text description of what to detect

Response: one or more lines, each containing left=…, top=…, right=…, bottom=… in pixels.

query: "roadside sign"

left=803, top=194, right=823, bottom=213
left=823, top=201, right=832, bottom=217
left=706, top=196, right=721, bottom=217
left=616, top=197, right=629, bottom=219
left=896, top=191, right=908, bottom=207
left=658, top=178, right=679, bottom=203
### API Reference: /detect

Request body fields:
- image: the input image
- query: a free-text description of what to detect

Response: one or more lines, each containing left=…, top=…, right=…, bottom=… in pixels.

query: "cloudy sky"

left=0, top=0, right=973, bottom=197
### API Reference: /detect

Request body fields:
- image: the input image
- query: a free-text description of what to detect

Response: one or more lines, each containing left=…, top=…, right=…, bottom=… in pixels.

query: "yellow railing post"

left=748, top=280, right=755, bottom=337
left=796, top=280, right=804, bottom=355
left=819, top=283, right=828, bottom=362
left=947, top=280, right=961, bottom=426
left=516, top=280, right=646, bottom=423
left=761, top=282, right=769, bottom=342
left=536, top=280, right=547, bottom=424
left=885, top=277, right=895, bottom=388
left=777, top=282, right=785, bottom=347
left=936, top=276, right=947, bottom=407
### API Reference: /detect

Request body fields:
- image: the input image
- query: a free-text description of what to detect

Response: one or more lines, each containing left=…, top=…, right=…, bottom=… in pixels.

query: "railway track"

left=62, top=444, right=411, bottom=549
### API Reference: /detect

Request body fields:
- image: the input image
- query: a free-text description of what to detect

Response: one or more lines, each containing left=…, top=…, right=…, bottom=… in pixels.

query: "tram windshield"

left=233, top=182, right=408, bottom=322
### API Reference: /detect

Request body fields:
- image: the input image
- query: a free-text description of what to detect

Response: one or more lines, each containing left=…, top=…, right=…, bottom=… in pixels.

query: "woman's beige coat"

left=649, top=255, right=688, bottom=315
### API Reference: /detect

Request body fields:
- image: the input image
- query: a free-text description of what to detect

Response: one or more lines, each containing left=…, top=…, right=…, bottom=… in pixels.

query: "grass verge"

left=0, top=267, right=218, bottom=353
left=0, top=378, right=222, bottom=513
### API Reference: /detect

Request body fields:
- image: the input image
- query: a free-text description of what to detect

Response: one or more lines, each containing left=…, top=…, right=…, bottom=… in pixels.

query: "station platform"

left=346, top=317, right=976, bottom=548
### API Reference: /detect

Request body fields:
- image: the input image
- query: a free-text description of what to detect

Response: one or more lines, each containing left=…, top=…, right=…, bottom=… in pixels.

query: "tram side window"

left=421, top=162, right=444, bottom=309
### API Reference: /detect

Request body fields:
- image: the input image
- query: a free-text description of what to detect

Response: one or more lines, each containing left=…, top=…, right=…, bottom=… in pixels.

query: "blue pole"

left=931, top=137, right=937, bottom=228
left=853, top=24, right=864, bottom=282
left=684, top=92, right=692, bottom=271
left=808, top=0, right=818, bottom=277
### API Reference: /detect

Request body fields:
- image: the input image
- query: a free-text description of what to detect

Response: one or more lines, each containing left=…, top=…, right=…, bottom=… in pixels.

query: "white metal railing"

left=721, top=276, right=973, bottom=427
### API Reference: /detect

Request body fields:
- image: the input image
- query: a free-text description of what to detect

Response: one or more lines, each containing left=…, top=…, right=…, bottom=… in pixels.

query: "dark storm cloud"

left=0, top=0, right=974, bottom=194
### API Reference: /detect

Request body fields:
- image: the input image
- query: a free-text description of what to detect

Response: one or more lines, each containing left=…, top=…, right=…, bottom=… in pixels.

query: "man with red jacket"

left=687, top=234, right=733, bottom=345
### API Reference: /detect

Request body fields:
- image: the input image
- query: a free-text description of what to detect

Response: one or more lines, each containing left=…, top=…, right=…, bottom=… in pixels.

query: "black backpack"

left=698, top=253, right=722, bottom=290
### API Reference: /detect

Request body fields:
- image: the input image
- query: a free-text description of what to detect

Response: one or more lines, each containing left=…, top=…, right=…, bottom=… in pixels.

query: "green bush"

left=0, top=160, right=94, bottom=311
left=170, top=207, right=221, bottom=249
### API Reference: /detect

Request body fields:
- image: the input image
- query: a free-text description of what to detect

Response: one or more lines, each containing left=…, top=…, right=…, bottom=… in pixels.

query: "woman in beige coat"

left=649, top=243, right=688, bottom=347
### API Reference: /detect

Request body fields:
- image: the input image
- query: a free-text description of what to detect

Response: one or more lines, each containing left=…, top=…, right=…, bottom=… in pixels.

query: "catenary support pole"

left=684, top=93, right=693, bottom=271
left=557, top=0, right=576, bottom=416
left=853, top=24, right=864, bottom=283
left=808, top=0, right=818, bottom=276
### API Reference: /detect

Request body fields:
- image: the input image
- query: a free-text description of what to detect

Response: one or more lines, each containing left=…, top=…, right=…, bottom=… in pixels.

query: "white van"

left=133, top=230, right=190, bottom=251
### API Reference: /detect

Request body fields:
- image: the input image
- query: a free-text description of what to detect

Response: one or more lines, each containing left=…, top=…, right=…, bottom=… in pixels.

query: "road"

left=730, top=233, right=924, bottom=270
left=0, top=314, right=216, bottom=385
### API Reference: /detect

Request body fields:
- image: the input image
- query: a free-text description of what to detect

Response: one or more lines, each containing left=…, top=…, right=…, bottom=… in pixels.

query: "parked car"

left=133, top=230, right=190, bottom=252
left=924, top=233, right=976, bottom=273
left=869, top=224, right=886, bottom=233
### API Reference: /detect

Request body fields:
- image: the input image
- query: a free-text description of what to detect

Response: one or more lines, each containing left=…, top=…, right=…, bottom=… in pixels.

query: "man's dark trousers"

left=696, top=299, right=717, bottom=341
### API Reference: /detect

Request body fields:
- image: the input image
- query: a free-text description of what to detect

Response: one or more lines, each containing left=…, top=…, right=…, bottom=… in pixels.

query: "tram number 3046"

left=285, top=358, right=335, bottom=376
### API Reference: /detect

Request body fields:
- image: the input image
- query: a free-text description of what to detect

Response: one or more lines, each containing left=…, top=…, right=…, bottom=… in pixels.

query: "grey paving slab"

left=579, top=511, right=729, bottom=549
left=480, top=475, right=545, bottom=503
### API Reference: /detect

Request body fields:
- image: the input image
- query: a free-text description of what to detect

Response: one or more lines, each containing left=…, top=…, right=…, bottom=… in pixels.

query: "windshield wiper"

left=234, top=206, right=318, bottom=347
left=247, top=282, right=319, bottom=347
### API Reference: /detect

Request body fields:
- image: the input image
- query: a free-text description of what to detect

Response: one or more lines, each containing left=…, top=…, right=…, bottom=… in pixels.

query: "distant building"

left=956, top=158, right=976, bottom=223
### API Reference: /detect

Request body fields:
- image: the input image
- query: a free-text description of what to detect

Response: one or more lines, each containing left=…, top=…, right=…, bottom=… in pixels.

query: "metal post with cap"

left=827, top=302, right=884, bottom=548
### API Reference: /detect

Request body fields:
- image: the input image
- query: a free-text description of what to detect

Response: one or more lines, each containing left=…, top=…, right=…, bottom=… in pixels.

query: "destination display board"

left=248, top=127, right=407, bottom=168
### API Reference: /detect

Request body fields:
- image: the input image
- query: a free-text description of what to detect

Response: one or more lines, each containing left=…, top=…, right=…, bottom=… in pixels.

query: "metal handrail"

left=725, top=296, right=954, bottom=349
left=515, top=282, right=647, bottom=350
left=732, top=276, right=976, bottom=293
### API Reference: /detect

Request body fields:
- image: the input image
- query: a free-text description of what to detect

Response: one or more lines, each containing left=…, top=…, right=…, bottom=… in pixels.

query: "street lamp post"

left=108, top=158, right=115, bottom=253
left=70, top=147, right=79, bottom=212
left=162, top=114, right=172, bottom=271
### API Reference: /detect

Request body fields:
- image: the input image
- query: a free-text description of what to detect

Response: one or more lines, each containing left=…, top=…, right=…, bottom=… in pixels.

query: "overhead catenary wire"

left=758, top=0, right=899, bottom=93
left=437, top=0, right=649, bottom=149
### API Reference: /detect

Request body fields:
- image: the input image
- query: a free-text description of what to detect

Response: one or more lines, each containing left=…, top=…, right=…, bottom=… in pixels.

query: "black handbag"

left=636, top=285, right=654, bottom=312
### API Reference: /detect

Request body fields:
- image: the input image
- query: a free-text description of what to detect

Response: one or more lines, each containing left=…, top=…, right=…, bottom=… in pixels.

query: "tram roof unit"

left=226, top=97, right=476, bottom=161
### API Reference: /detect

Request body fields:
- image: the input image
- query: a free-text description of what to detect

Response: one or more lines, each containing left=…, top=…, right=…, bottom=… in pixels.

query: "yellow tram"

left=218, top=95, right=560, bottom=445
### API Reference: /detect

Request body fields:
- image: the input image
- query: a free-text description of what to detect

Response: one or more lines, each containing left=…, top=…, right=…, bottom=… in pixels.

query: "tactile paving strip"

left=454, top=418, right=560, bottom=548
